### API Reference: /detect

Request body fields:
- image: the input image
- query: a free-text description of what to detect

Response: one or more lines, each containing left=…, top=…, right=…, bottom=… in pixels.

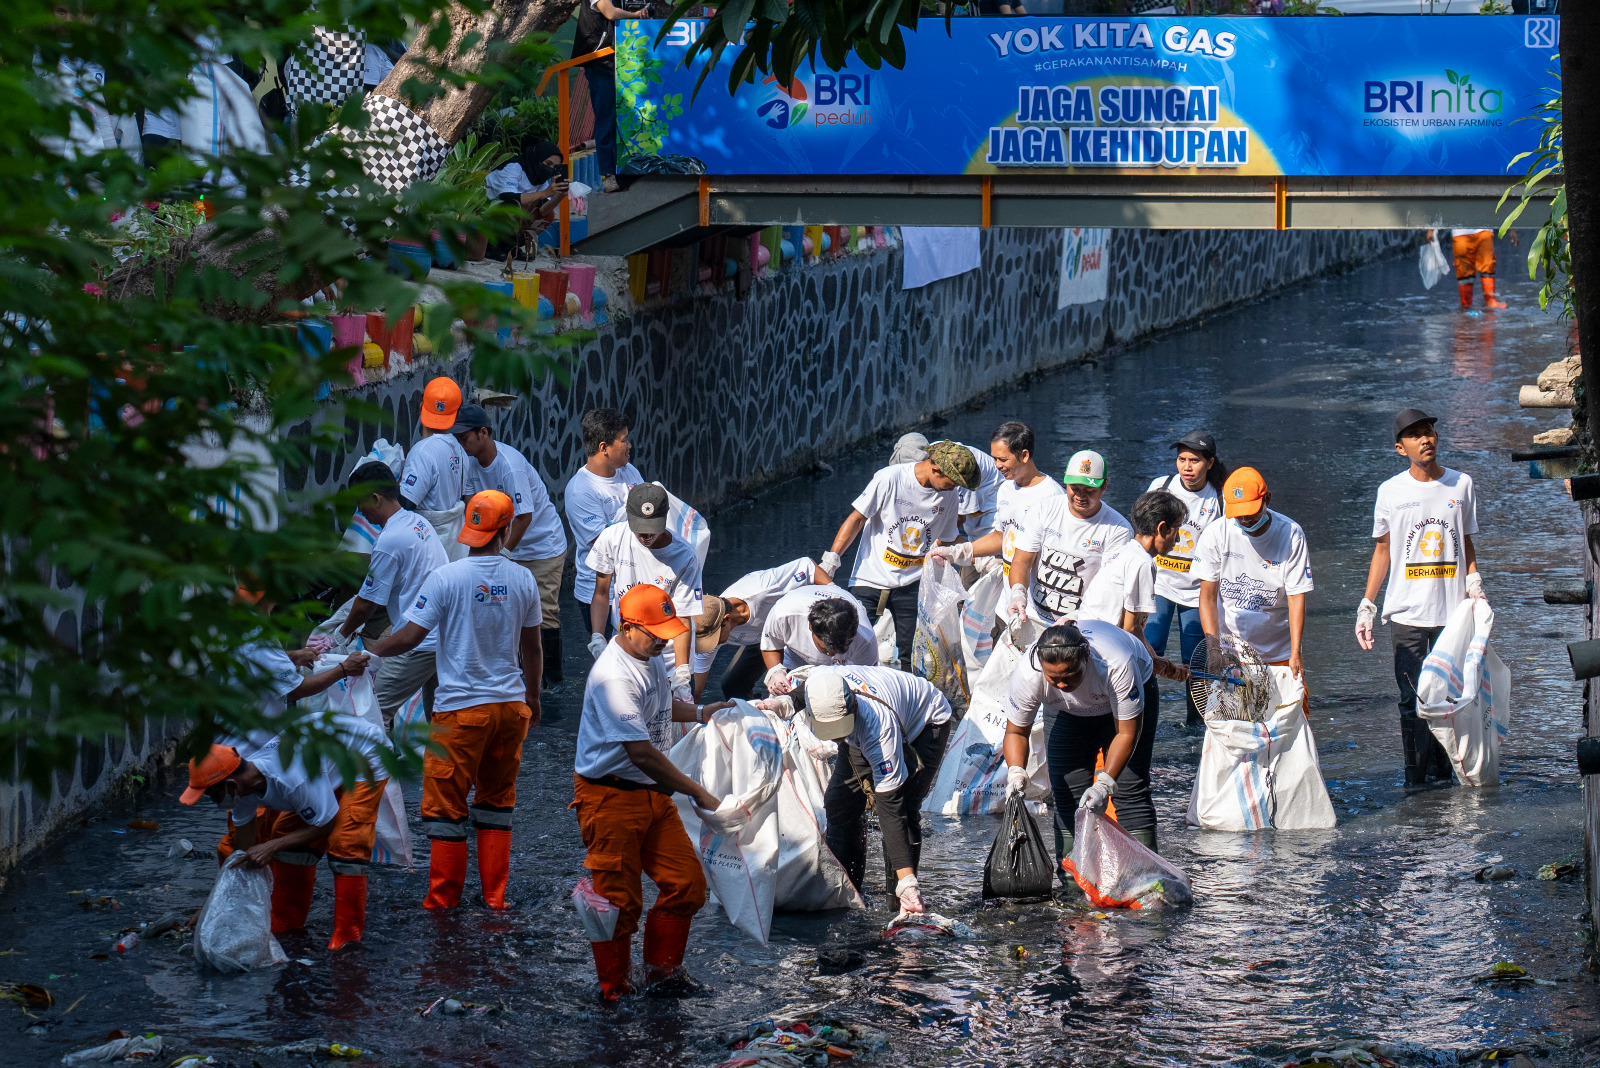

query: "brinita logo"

left=1363, top=69, right=1504, bottom=115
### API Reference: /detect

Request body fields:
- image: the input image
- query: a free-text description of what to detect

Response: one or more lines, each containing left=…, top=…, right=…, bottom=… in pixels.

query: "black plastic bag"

left=982, top=793, right=1054, bottom=900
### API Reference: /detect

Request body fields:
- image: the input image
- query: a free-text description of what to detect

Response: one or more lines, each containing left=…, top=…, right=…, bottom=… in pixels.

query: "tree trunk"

left=1565, top=8, right=1600, bottom=450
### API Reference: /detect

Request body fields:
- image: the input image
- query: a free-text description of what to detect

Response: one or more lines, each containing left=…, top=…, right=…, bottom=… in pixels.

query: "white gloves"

left=1005, top=764, right=1028, bottom=800
left=306, top=633, right=336, bottom=656
left=1465, top=573, right=1485, bottom=600
left=928, top=542, right=974, bottom=567
left=326, top=629, right=354, bottom=653
left=587, top=633, right=608, bottom=659
left=976, top=553, right=1005, bottom=576
left=895, top=873, right=924, bottom=915
left=1355, top=597, right=1377, bottom=651
left=752, top=695, right=796, bottom=719
left=820, top=550, right=843, bottom=579
left=1079, top=770, right=1116, bottom=814
left=1007, top=583, right=1029, bottom=622
left=764, top=663, right=793, bottom=695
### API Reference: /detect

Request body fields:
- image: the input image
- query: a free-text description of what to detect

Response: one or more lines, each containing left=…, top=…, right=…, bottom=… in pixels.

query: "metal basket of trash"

left=1187, top=635, right=1271, bottom=722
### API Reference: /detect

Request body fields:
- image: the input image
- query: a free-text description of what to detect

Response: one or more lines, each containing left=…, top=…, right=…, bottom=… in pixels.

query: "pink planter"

left=331, top=313, right=366, bottom=351
left=564, top=262, right=597, bottom=317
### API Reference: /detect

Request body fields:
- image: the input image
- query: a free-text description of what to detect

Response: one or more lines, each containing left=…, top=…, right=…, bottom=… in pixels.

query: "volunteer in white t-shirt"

left=400, top=377, right=471, bottom=559
left=689, top=557, right=832, bottom=699
left=366, top=490, right=542, bottom=912
left=1078, top=491, right=1188, bottom=680
left=928, top=421, right=1063, bottom=583
left=1007, top=449, right=1134, bottom=625
left=180, top=709, right=391, bottom=950
left=332, top=461, right=448, bottom=726
left=1144, top=430, right=1226, bottom=727
left=1356, top=408, right=1483, bottom=787
left=1001, top=621, right=1159, bottom=858
left=776, top=666, right=952, bottom=915
left=1192, top=466, right=1314, bottom=679
left=957, top=441, right=1003, bottom=539
left=586, top=483, right=703, bottom=691
left=758, top=588, right=877, bottom=691
left=822, top=441, right=976, bottom=669
left=573, top=584, right=727, bottom=1001
left=566, top=408, right=644, bottom=629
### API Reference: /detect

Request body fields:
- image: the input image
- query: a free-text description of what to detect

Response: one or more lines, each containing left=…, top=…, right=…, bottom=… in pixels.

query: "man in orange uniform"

left=1432, top=227, right=1508, bottom=310
left=573, top=585, right=728, bottom=1000
left=367, top=490, right=543, bottom=909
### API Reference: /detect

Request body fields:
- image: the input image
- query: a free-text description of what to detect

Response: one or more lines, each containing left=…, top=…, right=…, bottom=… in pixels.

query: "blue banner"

left=615, top=15, right=1558, bottom=177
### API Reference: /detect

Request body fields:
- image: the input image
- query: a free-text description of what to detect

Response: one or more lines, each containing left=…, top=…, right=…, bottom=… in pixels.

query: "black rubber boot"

left=1400, top=715, right=1428, bottom=787
left=1128, top=827, right=1158, bottom=853
left=541, top=628, right=563, bottom=688
left=1426, top=731, right=1455, bottom=784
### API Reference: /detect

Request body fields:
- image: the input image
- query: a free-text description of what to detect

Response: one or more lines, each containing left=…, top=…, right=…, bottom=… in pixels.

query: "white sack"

left=769, top=714, right=863, bottom=911
left=417, top=502, right=469, bottom=562
left=301, top=652, right=383, bottom=729
left=960, top=567, right=1007, bottom=677
left=371, top=778, right=413, bottom=868
left=193, top=854, right=288, bottom=972
left=873, top=608, right=897, bottom=666
left=912, top=559, right=971, bottom=714
left=1416, top=597, right=1510, bottom=787
left=1186, top=665, right=1336, bottom=831
left=1419, top=233, right=1449, bottom=290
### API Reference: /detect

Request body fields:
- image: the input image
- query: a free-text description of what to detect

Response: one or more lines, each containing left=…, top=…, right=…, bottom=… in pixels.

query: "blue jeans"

left=585, top=65, right=617, bottom=176
left=1145, top=595, right=1203, bottom=721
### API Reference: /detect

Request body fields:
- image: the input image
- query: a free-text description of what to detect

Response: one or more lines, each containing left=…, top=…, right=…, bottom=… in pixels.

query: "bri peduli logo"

left=755, top=72, right=874, bottom=131
left=474, top=583, right=509, bottom=605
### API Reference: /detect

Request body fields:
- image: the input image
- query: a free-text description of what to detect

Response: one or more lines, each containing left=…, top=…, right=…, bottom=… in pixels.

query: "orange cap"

left=420, top=377, right=462, bottom=431
left=620, top=583, right=688, bottom=641
left=1222, top=466, right=1268, bottom=517
left=234, top=586, right=266, bottom=605
left=180, top=744, right=242, bottom=804
left=459, top=490, right=514, bottom=547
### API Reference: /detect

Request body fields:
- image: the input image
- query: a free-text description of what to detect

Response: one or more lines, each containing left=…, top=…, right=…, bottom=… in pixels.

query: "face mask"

left=1237, top=510, right=1270, bottom=534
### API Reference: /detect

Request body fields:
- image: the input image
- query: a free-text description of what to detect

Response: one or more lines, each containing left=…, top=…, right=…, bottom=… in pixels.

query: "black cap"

left=627, top=483, right=669, bottom=535
left=1391, top=408, right=1437, bottom=441
left=448, top=403, right=491, bottom=434
left=1171, top=430, right=1217, bottom=456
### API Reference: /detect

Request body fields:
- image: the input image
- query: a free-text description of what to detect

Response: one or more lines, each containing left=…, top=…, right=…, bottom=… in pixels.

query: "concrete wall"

left=2, top=225, right=1411, bottom=871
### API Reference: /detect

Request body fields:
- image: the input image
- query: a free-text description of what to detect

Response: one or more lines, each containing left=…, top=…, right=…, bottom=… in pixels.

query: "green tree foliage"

left=1, top=0, right=559, bottom=792
left=1499, top=65, right=1567, bottom=316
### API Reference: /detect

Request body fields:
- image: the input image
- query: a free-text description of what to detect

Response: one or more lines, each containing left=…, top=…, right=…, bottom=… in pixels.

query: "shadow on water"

left=3, top=257, right=1598, bottom=1066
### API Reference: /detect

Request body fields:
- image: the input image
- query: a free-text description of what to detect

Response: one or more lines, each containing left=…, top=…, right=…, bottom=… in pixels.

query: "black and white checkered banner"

left=354, top=94, right=450, bottom=193
left=283, top=27, right=365, bottom=110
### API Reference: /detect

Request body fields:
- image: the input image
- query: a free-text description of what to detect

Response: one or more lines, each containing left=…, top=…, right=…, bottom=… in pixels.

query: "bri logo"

left=474, top=583, right=509, bottom=604
left=1363, top=70, right=1504, bottom=115
left=756, top=72, right=874, bottom=131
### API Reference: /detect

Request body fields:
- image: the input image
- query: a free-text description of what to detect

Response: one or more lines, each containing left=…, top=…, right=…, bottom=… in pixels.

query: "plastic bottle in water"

left=113, top=932, right=138, bottom=953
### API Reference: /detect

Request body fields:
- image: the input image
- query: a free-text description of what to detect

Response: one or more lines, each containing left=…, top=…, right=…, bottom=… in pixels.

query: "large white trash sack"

left=671, top=702, right=783, bottom=945
left=1186, top=665, right=1336, bottom=831
left=769, top=713, right=863, bottom=911
left=912, top=559, right=971, bottom=714
left=922, top=621, right=1050, bottom=816
left=959, top=566, right=1006, bottom=676
left=417, top=502, right=469, bottom=562
left=1065, top=809, right=1193, bottom=910
left=371, top=779, right=414, bottom=868
left=1419, top=232, right=1450, bottom=290
left=1417, top=597, right=1510, bottom=786
left=301, top=652, right=383, bottom=729
left=194, top=854, right=288, bottom=972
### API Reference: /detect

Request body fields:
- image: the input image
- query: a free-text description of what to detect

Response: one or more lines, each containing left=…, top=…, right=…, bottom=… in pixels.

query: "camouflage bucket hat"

left=927, top=441, right=979, bottom=490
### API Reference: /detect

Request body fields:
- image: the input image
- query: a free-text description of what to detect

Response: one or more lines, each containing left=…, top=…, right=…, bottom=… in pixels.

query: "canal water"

left=3, top=253, right=1596, bottom=1067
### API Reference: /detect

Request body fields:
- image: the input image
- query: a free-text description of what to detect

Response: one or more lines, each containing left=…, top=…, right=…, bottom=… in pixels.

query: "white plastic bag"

left=371, top=778, right=413, bottom=868
left=1065, top=809, right=1192, bottom=909
left=301, top=652, right=382, bottom=728
left=1419, top=233, right=1450, bottom=290
left=873, top=608, right=897, bottom=666
left=670, top=702, right=783, bottom=944
left=365, top=438, right=406, bottom=477
left=416, top=502, right=469, bottom=562
left=1186, top=665, right=1337, bottom=831
left=1417, top=597, right=1510, bottom=786
left=572, top=873, right=620, bottom=941
left=193, top=854, right=288, bottom=972
left=912, top=559, right=971, bottom=714
left=768, top=711, right=863, bottom=911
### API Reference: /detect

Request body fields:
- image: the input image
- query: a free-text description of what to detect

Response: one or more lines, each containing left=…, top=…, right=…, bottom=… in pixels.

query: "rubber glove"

left=764, top=663, right=793, bottom=695
left=326, top=629, right=354, bottom=653
left=928, top=542, right=974, bottom=567
left=1005, top=764, right=1028, bottom=800
left=587, top=633, right=608, bottom=659
left=895, top=873, right=925, bottom=916
left=1006, top=583, right=1029, bottom=622
left=306, top=633, right=335, bottom=656
left=1079, top=770, right=1116, bottom=815
left=1465, top=573, right=1485, bottom=600
left=820, top=550, right=843, bottom=579
left=1355, top=597, right=1378, bottom=650
left=752, top=695, right=796, bottom=718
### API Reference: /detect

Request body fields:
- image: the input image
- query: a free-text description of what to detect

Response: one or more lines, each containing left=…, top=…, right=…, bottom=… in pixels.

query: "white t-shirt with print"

left=806, top=665, right=952, bottom=792
left=576, top=639, right=674, bottom=781
left=993, top=476, right=1066, bottom=578
left=721, top=557, right=819, bottom=647
left=847, top=463, right=960, bottom=590
left=1004, top=619, right=1153, bottom=727
left=1145, top=474, right=1222, bottom=607
left=506, top=448, right=568, bottom=561
left=237, top=641, right=303, bottom=725
left=1191, top=510, right=1314, bottom=664
left=585, top=524, right=703, bottom=630
left=1076, top=540, right=1157, bottom=627
left=228, top=715, right=389, bottom=827
left=760, top=586, right=877, bottom=669
left=359, top=507, right=447, bottom=652
left=1012, top=498, right=1134, bottom=623
left=566, top=463, right=644, bottom=604
left=957, top=445, right=1004, bottom=537
left=400, top=433, right=467, bottom=512
left=405, top=556, right=542, bottom=713
left=1372, top=467, right=1478, bottom=628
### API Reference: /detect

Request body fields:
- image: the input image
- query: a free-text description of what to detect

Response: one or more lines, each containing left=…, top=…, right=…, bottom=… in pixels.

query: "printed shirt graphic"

left=1146, top=475, right=1222, bottom=608
left=1372, top=467, right=1478, bottom=627
left=565, top=463, right=643, bottom=603
left=1012, top=498, right=1134, bottom=623
left=1004, top=619, right=1153, bottom=726
left=399, top=433, right=467, bottom=511
left=720, top=556, right=819, bottom=647
left=359, top=507, right=448, bottom=653
left=994, top=476, right=1066, bottom=577
left=760, top=586, right=877, bottom=669
left=1076, top=539, right=1157, bottom=627
left=848, top=463, right=960, bottom=590
left=1191, top=510, right=1313, bottom=664
left=956, top=444, right=1004, bottom=536
left=406, top=556, right=541, bottom=712
left=576, top=639, right=674, bottom=780
left=817, top=665, right=952, bottom=792
left=585, top=523, right=704, bottom=629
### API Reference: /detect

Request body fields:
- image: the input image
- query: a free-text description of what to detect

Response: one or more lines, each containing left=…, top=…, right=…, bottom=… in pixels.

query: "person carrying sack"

left=757, top=588, right=878, bottom=694
left=689, top=556, right=833, bottom=700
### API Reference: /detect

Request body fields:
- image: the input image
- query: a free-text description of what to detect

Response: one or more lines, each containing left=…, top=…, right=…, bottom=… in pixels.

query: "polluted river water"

left=3, top=254, right=1598, bottom=1067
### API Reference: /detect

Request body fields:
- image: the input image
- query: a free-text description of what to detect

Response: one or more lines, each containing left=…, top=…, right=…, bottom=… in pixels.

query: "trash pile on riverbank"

left=715, top=1015, right=889, bottom=1067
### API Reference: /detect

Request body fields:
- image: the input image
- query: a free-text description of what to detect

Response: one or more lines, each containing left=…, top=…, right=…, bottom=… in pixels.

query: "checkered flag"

left=283, top=27, right=365, bottom=110
left=354, top=94, right=451, bottom=193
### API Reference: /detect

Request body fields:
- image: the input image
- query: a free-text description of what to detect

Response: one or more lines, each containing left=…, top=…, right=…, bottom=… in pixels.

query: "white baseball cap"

left=804, top=671, right=857, bottom=740
left=1062, top=449, right=1107, bottom=488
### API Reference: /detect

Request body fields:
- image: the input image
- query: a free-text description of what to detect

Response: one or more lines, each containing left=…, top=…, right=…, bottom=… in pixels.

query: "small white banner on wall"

left=1058, top=228, right=1110, bottom=308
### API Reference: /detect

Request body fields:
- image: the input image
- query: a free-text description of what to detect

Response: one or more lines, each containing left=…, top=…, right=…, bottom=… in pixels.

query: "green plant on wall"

left=1498, top=62, right=1565, bottom=316
left=616, top=21, right=682, bottom=169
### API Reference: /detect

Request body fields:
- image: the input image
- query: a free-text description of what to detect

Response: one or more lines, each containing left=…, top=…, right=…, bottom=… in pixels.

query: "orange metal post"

left=536, top=49, right=614, bottom=259
left=1274, top=176, right=1288, bottom=231
left=981, top=176, right=993, bottom=228
left=698, top=177, right=710, bottom=227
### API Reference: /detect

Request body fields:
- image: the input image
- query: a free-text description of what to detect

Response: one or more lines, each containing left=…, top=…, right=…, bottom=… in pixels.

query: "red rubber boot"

left=269, top=860, right=317, bottom=933
left=1482, top=277, right=1507, bottom=309
left=590, top=936, right=634, bottom=1002
left=1457, top=282, right=1473, bottom=308
left=476, top=829, right=512, bottom=910
left=424, top=840, right=468, bottom=910
left=327, top=873, right=367, bottom=950
left=642, top=912, right=707, bottom=995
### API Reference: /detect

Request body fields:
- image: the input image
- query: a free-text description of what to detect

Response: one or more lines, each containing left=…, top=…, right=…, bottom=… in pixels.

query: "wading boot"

left=541, top=628, right=563, bottom=688
left=1482, top=277, right=1507, bottom=309
left=642, top=912, right=709, bottom=997
left=423, top=839, right=469, bottom=910
left=1128, top=827, right=1159, bottom=853
left=327, top=873, right=367, bottom=950
left=476, top=828, right=512, bottom=909
left=590, top=935, right=634, bottom=1002
left=269, top=859, right=317, bottom=933
left=1457, top=282, right=1473, bottom=309
left=1399, top=716, right=1429, bottom=788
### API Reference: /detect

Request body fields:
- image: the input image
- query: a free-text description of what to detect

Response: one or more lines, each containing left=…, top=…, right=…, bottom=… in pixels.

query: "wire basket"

left=1187, top=634, right=1271, bottom=722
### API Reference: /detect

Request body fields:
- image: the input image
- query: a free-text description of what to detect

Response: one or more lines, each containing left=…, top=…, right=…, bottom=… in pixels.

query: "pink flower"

left=83, top=283, right=104, bottom=296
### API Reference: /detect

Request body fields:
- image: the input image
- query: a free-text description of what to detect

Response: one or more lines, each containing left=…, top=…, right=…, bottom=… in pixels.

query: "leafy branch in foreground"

left=1499, top=61, right=1567, bottom=316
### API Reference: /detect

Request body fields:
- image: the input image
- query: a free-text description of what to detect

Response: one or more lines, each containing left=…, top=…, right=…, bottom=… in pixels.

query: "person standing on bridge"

left=1355, top=408, right=1483, bottom=788
left=572, top=0, right=658, bottom=194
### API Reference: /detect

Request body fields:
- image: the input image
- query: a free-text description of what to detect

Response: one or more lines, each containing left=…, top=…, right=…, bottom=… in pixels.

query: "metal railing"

left=537, top=48, right=614, bottom=256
